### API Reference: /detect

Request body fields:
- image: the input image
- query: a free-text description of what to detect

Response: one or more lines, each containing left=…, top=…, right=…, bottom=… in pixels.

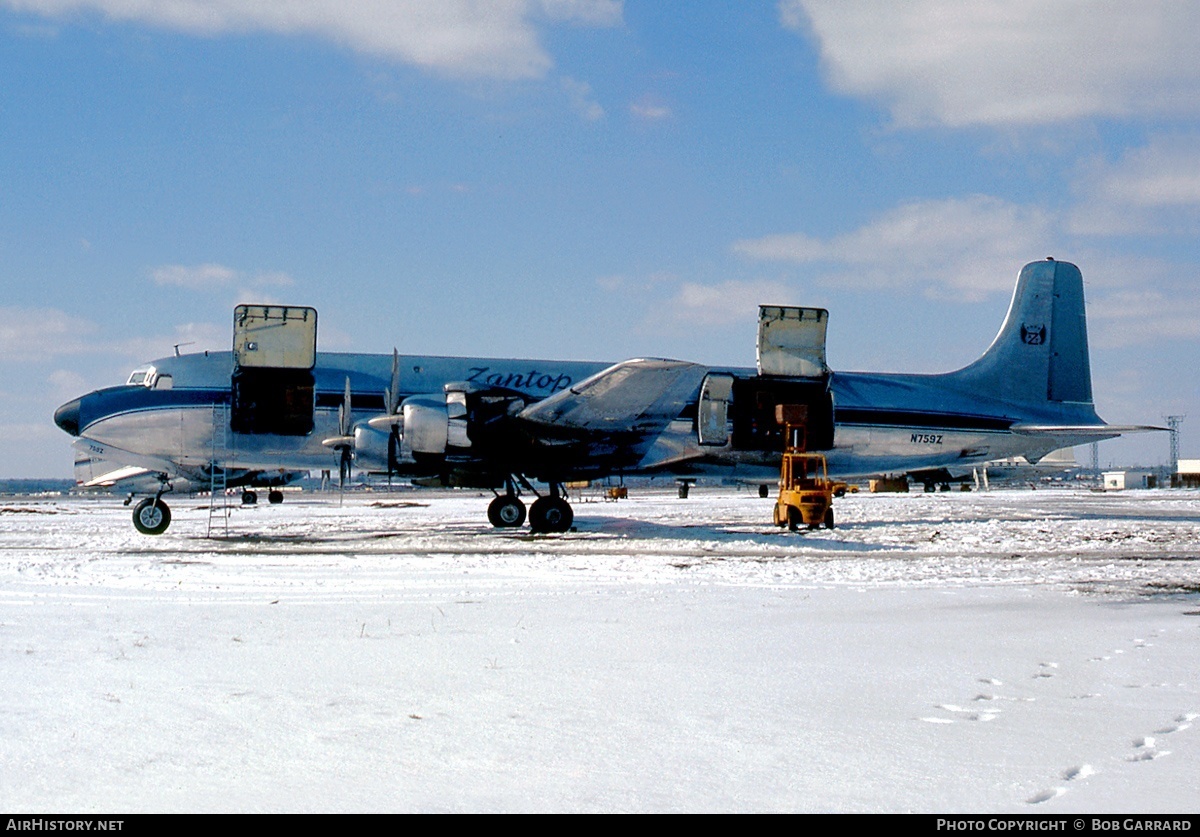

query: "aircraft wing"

left=515, top=359, right=708, bottom=468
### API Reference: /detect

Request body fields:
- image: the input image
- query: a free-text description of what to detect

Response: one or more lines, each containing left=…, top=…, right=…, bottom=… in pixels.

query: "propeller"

left=384, top=349, right=401, bottom=487
left=337, top=377, right=353, bottom=496
left=321, top=376, right=355, bottom=505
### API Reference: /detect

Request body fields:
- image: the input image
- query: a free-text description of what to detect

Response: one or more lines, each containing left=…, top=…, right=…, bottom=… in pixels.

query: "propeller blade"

left=385, top=349, right=401, bottom=487
left=338, top=446, right=350, bottom=505
left=386, top=348, right=400, bottom=415
left=340, top=377, right=352, bottom=436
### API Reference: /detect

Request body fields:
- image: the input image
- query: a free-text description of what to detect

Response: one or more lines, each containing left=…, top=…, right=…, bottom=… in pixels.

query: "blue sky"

left=4, top=0, right=1200, bottom=477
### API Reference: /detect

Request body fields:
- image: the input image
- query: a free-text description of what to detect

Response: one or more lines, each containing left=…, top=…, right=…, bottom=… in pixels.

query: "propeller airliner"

left=54, top=259, right=1144, bottom=534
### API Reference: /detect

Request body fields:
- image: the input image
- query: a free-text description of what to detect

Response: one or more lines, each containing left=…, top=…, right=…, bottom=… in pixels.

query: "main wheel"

left=529, top=496, right=573, bottom=533
left=242, top=490, right=257, bottom=505
left=487, top=495, right=527, bottom=528
left=268, top=490, right=284, bottom=504
left=132, top=498, right=171, bottom=535
left=824, top=508, right=835, bottom=529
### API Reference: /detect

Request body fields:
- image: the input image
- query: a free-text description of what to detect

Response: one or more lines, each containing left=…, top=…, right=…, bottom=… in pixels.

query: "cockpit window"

left=153, top=374, right=173, bottom=390
left=126, top=366, right=156, bottom=387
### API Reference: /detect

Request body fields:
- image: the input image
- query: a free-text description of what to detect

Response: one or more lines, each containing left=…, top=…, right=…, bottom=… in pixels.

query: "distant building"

left=1175, top=459, right=1200, bottom=488
left=1101, top=470, right=1157, bottom=490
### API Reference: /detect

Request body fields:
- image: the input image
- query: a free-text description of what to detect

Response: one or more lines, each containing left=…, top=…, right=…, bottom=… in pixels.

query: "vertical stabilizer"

left=953, top=260, right=1093, bottom=405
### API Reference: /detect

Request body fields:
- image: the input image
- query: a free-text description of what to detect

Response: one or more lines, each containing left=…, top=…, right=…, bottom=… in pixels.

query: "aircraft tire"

left=488, top=495, right=526, bottom=528
left=529, top=496, right=573, bottom=534
left=759, top=484, right=770, bottom=499
left=268, top=490, right=284, bottom=505
left=242, top=490, right=257, bottom=505
left=824, top=508, right=835, bottom=530
left=132, top=498, right=171, bottom=535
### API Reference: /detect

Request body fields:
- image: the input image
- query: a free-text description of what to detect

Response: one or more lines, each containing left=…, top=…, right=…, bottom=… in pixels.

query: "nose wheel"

left=132, top=497, right=171, bottom=535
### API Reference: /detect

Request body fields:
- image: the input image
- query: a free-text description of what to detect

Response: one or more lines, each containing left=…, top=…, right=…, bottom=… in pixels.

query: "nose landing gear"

left=132, top=480, right=173, bottom=535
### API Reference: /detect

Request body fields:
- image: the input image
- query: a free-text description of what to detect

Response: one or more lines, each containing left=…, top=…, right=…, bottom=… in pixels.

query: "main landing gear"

left=488, top=478, right=574, bottom=534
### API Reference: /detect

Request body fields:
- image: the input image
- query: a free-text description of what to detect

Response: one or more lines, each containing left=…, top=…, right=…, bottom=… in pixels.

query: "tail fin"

left=952, top=259, right=1093, bottom=405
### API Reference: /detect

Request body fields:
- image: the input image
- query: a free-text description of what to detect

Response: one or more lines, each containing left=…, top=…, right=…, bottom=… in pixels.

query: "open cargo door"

left=729, top=305, right=835, bottom=451
left=230, top=305, right=317, bottom=436
left=757, top=305, right=829, bottom=378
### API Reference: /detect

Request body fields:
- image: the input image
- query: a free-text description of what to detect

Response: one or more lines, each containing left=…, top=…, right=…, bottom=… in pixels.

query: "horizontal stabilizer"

left=519, top=358, right=707, bottom=436
left=80, top=464, right=153, bottom=488
left=72, top=438, right=178, bottom=481
left=1009, top=424, right=1166, bottom=436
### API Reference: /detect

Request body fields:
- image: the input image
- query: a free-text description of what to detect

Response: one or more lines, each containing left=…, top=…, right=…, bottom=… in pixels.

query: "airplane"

left=53, top=258, right=1150, bottom=535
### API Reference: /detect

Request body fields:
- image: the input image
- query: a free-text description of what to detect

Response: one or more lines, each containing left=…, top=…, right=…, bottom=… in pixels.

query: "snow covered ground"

left=2, top=486, right=1197, bottom=813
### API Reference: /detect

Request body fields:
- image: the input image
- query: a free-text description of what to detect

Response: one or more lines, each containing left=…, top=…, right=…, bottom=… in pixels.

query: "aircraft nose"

left=54, top=398, right=81, bottom=436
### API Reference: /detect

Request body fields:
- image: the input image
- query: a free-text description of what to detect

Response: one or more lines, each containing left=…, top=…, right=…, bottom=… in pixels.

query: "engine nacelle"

left=399, top=385, right=528, bottom=460
left=403, top=393, right=451, bottom=456
left=351, top=424, right=393, bottom=472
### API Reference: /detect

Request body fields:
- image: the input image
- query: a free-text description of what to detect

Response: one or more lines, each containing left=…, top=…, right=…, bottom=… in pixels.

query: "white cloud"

left=152, top=262, right=237, bottom=288
left=562, top=76, right=604, bottom=121
left=1069, top=135, right=1200, bottom=235
left=0, top=307, right=99, bottom=361
left=0, top=306, right=230, bottom=366
left=630, top=96, right=671, bottom=121
left=250, top=270, right=295, bottom=288
left=151, top=263, right=296, bottom=291
left=733, top=195, right=1055, bottom=300
left=1088, top=287, right=1200, bottom=347
left=538, top=0, right=621, bottom=26
left=109, top=320, right=228, bottom=363
left=781, top=0, right=1200, bottom=127
left=661, top=279, right=794, bottom=328
left=3, top=0, right=623, bottom=79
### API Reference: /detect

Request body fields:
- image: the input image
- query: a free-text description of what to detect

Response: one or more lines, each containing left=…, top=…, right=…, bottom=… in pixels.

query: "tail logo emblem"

left=1020, top=324, right=1046, bottom=345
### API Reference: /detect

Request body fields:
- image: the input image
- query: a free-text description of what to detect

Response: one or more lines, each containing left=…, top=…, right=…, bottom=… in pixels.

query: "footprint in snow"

left=1061, top=764, right=1095, bottom=781
left=1033, top=662, right=1058, bottom=679
left=935, top=703, right=998, bottom=721
left=1153, top=713, right=1196, bottom=735
left=974, top=685, right=1032, bottom=700
left=1126, top=736, right=1169, bottom=762
left=1026, top=787, right=1066, bottom=805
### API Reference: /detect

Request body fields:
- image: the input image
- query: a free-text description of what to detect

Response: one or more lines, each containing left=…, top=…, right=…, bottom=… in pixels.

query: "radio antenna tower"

left=1164, top=415, right=1184, bottom=484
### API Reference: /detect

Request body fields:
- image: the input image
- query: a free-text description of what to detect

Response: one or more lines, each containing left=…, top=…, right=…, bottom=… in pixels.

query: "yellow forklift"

left=772, top=404, right=837, bottom=531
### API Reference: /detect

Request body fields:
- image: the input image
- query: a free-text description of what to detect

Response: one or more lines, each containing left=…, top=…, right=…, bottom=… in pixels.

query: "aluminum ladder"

left=207, top=402, right=231, bottom=537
